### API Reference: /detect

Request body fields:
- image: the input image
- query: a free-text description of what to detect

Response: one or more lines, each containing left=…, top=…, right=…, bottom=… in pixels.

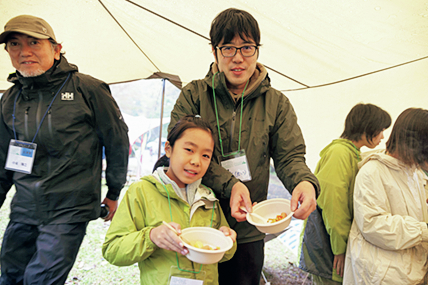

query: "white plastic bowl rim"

left=247, top=198, right=293, bottom=227
left=181, top=227, right=233, bottom=253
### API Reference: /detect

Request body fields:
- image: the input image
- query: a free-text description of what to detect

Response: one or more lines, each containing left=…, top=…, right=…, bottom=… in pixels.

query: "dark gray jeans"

left=218, top=239, right=265, bottom=285
left=0, top=221, right=87, bottom=285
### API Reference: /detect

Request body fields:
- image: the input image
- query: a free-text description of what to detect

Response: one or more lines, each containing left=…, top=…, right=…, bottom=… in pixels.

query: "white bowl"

left=246, top=198, right=293, bottom=234
left=180, top=227, right=233, bottom=264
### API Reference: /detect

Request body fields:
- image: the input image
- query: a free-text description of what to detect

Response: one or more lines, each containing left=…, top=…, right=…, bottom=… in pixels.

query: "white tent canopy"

left=1, top=0, right=427, bottom=169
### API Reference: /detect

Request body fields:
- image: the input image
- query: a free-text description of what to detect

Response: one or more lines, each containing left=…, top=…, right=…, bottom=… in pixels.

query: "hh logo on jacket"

left=61, top=92, right=74, bottom=100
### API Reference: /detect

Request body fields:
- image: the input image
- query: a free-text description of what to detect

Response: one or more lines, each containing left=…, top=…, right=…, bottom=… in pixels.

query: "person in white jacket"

left=343, top=108, right=428, bottom=285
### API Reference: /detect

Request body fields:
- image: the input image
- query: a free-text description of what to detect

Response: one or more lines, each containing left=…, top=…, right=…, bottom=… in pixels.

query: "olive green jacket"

left=102, top=174, right=236, bottom=285
left=169, top=62, right=319, bottom=243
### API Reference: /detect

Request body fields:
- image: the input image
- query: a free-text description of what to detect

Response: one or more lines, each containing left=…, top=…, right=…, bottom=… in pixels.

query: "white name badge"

left=169, top=276, right=203, bottom=285
left=5, top=140, right=37, bottom=174
left=220, top=149, right=252, bottom=182
left=168, top=266, right=205, bottom=285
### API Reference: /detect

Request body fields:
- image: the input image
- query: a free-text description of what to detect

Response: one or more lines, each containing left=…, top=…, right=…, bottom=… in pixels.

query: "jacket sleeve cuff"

left=106, top=189, right=121, bottom=201
left=146, top=228, right=158, bottom=251
left=421, top=222, right=428, bottom=242
left=223, top=177, right=241, bottom=199
left=331, top=240, right=347, bottom=256
left=309, top=180, right=320, bottom=198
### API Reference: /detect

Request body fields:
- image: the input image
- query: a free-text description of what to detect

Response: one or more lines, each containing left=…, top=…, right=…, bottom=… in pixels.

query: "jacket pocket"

left=41, top=101, right=91, bottom=156
left=42, top=185, right=97, bottom=211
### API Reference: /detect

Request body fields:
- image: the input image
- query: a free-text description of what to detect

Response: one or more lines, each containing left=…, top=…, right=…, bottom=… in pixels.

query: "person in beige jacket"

left=343, top=108, right=428, bottom=284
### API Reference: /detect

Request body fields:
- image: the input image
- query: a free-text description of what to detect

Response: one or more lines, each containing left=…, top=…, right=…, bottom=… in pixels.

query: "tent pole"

left=158, top=79, right=166, bottom=159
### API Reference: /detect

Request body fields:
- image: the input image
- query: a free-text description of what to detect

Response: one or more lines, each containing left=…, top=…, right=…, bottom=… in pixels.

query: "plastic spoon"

left=239, top=206, right=266, bottom=223
left=162, top=221, right=191, bottom=244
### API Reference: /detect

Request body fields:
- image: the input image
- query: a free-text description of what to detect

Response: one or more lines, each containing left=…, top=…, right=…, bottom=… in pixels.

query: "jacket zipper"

left=229, top=96, right=244, bottom=152
left=24, top=107, right=30, bottom=139
left=229, top=110, right=236, bottom=151
left=36, top=91, right=43, bottom=129
left=47, top=110, right=53, bottom=138
left=35, top=91, right=48, bottom=223
left=34, top=181, right=45, bottom=224
left=47, top=110, right=53, bottom=174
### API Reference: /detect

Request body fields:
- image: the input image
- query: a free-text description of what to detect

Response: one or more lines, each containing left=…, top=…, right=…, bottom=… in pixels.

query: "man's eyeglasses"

left=216, top=45, right=258, bottom=58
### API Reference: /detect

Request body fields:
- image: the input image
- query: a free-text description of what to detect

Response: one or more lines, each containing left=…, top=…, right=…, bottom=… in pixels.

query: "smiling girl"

left=102, top=115, right=236, bottom=285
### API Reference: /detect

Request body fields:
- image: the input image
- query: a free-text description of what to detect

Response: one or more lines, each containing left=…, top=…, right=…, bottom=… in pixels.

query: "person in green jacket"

left=102, top=115, right=237, bottom=285
left=299, top=103, right=391, bottom=284
left=168, top=8, right=320, bottom=285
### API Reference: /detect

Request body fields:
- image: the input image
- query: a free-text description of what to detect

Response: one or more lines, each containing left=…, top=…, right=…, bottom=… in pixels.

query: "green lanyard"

left=212, top=72, right=249, bottom=157
left=160, top=180, right=216, bottom=274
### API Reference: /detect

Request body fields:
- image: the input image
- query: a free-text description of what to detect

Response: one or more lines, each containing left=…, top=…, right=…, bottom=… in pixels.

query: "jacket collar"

left=359, top=151, right=413, bottom=171
left=149, top=167, right=217, bottom=206
left=7, top=55, right=78, bottom=91
left=147, top=168, right=218, bottom=220
left=321, top=139, right=361, bottom=160
left=206, top=62, right=271, bottom=102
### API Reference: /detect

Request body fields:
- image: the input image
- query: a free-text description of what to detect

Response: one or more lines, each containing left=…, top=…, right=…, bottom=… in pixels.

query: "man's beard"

left=18, top=68, right=46, bottom=77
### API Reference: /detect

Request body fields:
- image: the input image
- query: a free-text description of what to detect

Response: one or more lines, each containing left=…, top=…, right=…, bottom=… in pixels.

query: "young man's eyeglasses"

left=216, top=45, right=258, bottom=58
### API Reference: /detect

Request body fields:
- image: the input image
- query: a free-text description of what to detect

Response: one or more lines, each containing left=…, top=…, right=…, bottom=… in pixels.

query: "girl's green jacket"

left=102, top=175, right=236, bottom=285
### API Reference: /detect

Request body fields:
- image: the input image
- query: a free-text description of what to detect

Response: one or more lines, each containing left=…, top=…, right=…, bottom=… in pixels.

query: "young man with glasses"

left=169, top=8, right=319, bottom=285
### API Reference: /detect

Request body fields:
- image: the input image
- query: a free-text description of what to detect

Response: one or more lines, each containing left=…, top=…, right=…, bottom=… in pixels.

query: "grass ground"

left=263, top=238, right=312, bottom=285
left=0, top=182, right=312, bottom=284
left=0, top=186, right=141, bottom=284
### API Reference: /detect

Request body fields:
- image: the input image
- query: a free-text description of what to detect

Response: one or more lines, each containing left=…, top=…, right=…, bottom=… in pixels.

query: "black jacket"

left=0, top=56, right=129, bottom=224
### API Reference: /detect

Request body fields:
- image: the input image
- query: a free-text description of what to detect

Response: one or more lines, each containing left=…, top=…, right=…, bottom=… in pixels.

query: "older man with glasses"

left=168, top=8, right=320, bottom=285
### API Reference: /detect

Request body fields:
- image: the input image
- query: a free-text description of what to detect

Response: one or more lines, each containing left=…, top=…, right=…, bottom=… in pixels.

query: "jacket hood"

left=151, top=166, right=202, bottom=204
left=359, top=151, right=409, bottom=171
left=206, top=62, right=271, bottom=102
left=320, top=139, right=360, bottom=160
left=7, top=55, right=78, bottom=89
left=149, top=168, right=218, bottom=220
